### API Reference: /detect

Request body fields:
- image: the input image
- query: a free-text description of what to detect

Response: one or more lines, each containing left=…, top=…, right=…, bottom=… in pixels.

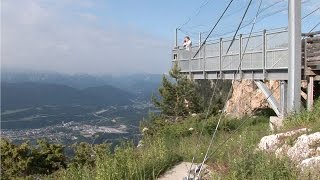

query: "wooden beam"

left=306, top=51, right=320, bottom=57
left=307, top=76, right=314, bottom=111
left=307, top=61, right=320, bottom=66
left=306, top=44, right=320, bottom=49
left=307, top=56, right=320, bottom=62
left=306, top=36, right=320, bottom=43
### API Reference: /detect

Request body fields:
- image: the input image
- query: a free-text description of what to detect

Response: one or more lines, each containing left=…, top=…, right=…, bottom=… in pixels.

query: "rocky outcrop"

left=225, top=80, right=280, bottom=117
left=287, top=132, right=320, bottom=162
left=225, top=80, right=309, bottom=117
left=300, top=156, right=320, bottom=173
left=258, top=128, right=309, bottom=153
left=258, top=129, right=320, bottom=176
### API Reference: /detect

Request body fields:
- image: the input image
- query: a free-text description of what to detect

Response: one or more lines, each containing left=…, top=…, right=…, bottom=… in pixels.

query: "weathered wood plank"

left=307, top=61, right=320, bottom=66
left=306, top=51, right=320, bottom=57
left=307, top=56, right=320, bottom=60
left=306, top=37, right=320, bottom=43
left=306, top=44, right=320, bottom=49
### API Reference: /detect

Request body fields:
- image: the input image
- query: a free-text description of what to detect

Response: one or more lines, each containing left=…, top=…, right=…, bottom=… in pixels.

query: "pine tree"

left=152, top=63, right=202, bottom=118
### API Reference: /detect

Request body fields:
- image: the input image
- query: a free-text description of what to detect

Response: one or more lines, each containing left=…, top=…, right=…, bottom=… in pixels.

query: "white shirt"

left=183, top=40, right=192, bottom=51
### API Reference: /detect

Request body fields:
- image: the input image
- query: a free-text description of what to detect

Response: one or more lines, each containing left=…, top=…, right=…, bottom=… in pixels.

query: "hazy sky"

left=1, top=0, right=319, bottom=75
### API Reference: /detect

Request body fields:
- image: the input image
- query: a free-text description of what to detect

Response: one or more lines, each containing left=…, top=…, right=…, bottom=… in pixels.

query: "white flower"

left=142, top=127, right=149, bottom=133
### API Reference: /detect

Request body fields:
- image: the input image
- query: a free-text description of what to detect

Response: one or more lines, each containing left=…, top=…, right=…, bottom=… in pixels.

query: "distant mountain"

left=1, top=82, right=133, bottom=110
left=108, top=74, right=164, bottom=100
left=82, top=85, right=133, bottom=102
left=1, top=71, right=163, bottom=100
left=1, top=71, right=111, bottom=89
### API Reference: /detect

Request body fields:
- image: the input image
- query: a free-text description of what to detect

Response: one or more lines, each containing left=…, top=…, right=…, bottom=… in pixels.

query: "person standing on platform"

left=183, top=36, right=192, bottom=51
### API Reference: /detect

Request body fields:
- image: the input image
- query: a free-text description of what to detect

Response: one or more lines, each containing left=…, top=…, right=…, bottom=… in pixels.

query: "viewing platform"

left=172, top=29, right=320, bottom=81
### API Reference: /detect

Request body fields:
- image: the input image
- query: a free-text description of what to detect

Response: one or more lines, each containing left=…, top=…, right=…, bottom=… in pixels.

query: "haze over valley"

left=1, top=71, right=162, bottom=145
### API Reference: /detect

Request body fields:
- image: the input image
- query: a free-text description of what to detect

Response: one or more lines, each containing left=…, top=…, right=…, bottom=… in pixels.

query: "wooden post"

left=307, top=76, right=314, bottom=111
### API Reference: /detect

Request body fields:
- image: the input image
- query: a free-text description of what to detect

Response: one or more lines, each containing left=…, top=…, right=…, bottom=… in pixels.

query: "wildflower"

left=142, top=127, right=149, bottom=133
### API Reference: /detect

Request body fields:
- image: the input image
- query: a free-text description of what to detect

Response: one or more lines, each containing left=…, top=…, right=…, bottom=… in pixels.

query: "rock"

left=275, top=144, right=290, bottom=158
left=225, top=80, right=310, bottom=117
left=257, top=128, right=309, bottom=153
left=299, top=156, right=320, bottom=174
left=258, top=134, right=281, bottom=152
left=287, top=132, right=320, bottom=162
left=258, top=130, right=320, bottom=176
left=225, top=80, right=280, bottom=117
left=269, top=116, right=284, bottom=132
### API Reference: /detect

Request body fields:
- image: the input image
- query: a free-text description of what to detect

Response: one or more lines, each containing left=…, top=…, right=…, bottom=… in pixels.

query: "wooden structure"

left=302, top=31, right=320, bottom=110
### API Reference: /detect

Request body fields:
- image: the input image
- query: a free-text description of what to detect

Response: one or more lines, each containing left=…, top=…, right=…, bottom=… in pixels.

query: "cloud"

left=1, top=0, right=171, bottom=75
left=79, top=13, right=98, bottom=22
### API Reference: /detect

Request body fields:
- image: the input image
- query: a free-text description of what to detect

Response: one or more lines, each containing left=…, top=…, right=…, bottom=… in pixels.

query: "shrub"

left=152, top=63, right=203, bottom=118
left=0, top=138, right=66, bottom=179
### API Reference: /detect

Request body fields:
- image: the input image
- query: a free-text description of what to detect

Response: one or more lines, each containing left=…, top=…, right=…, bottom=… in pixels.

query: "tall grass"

left=284, top=99, right=320, bottom=131
left=48, top=102, right=320, bottom=179
left=49, top=136, right=181, bottom=180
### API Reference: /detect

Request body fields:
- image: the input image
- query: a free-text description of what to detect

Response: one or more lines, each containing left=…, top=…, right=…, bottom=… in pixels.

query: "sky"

left=1, top=0, right=319, bottom=75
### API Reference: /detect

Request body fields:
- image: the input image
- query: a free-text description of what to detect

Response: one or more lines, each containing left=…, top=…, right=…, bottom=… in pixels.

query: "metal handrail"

left=172, top=28, right=290, bottom=76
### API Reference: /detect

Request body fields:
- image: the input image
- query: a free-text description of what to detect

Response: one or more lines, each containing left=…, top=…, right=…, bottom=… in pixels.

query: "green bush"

left=70, top=142, right=110, bottom=168
left=0, top=138, right=66, bottom=179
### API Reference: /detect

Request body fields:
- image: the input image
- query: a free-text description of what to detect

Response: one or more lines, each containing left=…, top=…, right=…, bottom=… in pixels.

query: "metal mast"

left=287, top=0, right=301, bottom=113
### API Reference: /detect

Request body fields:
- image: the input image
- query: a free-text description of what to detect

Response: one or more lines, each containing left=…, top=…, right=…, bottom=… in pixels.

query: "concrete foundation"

left=269, top=116, right=284, bottom=132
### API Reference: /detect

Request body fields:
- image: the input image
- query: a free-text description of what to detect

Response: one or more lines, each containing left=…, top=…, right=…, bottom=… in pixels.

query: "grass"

left=284, top=100, right=320, bottom=132
left=49, top=137, right=181, bottom=180
left=43, top=101, right=320, bottom=179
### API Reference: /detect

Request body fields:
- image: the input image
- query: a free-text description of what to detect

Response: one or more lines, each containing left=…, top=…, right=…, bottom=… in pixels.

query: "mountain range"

left=1, top=71, right=165, bottom=110
left=1, top=82, right=133, bottom=110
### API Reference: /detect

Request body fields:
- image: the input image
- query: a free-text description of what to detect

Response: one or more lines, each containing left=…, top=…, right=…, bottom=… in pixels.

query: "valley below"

left=1, top=72, right=163, bottom=146
left=1, top=102, right=156, bottom=146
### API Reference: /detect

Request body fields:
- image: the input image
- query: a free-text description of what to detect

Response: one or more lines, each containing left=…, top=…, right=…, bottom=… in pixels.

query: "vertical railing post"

left=175, top=28, right=178, bottom=47
left=199, top=32, right=202, bottom=49
left=239, top=34, right=243, bottom=79
left=219, top=38, right=223, bottom=79
left=189, top=51, right=191, bottom=78
left=203, top=40, right=206, bottom=79
left=174, top=28, right=180, bottom=70
left=263, top=29, right=267, bottom=80
left=199, top=32, right=202, bottom=72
